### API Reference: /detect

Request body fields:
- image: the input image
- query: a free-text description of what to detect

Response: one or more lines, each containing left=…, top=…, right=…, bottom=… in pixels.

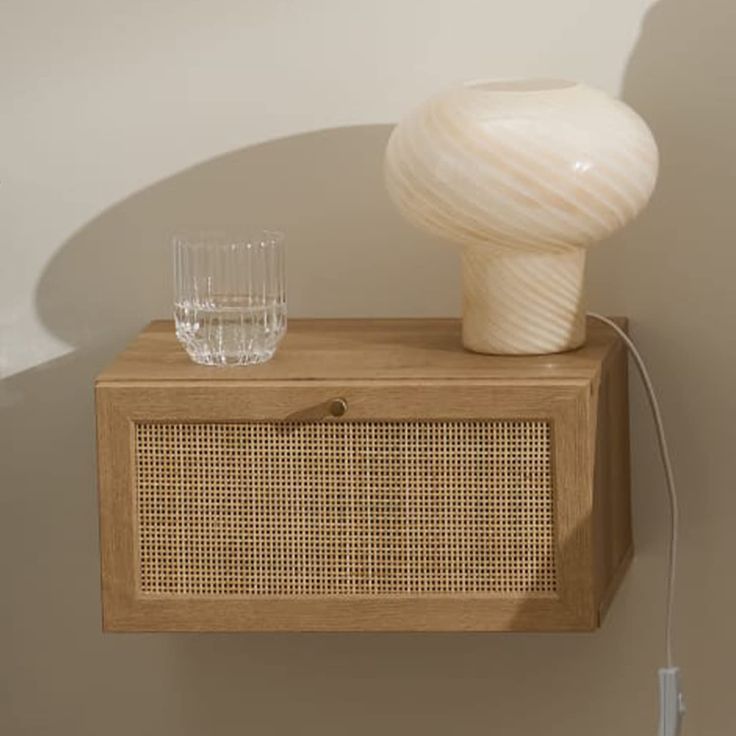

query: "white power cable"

left=587, top=313, right=684, bottom=735
left=587, top=313, right=679, bottom=666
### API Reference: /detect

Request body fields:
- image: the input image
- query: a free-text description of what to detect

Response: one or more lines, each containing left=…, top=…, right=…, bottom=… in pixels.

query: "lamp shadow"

left=35, top=124, right=458, bottom=353
left=3, top=124, right=459, bottom=736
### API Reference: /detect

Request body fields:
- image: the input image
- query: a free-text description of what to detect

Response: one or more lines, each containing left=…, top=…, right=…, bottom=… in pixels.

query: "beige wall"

left=2, top=1, right=734, bottom=734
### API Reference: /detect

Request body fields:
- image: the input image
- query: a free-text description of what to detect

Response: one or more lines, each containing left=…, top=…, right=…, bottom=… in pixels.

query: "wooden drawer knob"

left=328, top=398, right=348, bottom=417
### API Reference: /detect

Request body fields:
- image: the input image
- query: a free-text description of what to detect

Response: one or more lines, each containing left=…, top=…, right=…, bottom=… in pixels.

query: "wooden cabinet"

left=95, top=318, right=631, bottom=632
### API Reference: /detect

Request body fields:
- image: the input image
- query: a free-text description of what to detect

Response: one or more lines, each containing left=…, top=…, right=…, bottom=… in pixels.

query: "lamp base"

left=461, top=247, right=586, bottom=355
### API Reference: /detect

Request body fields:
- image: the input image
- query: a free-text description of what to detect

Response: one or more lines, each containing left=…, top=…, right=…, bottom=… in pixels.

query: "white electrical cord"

left=587, top=313, right=684, bottom=735
left=587, top=313, right=679, bottom=665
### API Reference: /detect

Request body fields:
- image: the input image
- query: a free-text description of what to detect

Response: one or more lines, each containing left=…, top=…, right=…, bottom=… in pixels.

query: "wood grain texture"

left=95, top=318, right=631, bottom=632
left=96, top=388, right=137, bottom=631
left=593, top=337, right=634, bottom=623
left=97, top=317, right=627, bottom=384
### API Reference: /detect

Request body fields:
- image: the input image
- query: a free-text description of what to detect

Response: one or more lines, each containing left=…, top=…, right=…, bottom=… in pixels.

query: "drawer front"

left=96, top=382, right=593, bottom=631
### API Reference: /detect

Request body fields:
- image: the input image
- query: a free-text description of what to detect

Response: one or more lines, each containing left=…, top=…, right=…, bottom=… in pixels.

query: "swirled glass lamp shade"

left=384, top=79, right=659, bottom=354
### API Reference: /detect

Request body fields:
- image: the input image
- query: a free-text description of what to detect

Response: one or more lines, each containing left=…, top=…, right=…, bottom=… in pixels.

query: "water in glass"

left=174, top=231, right=286, bottom=366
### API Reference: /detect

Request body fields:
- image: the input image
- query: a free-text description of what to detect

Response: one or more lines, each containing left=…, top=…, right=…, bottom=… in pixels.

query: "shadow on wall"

left=590, top=0, right=736, bottom=571
left=591, top=0, right=735, bottom=353
left=36, top=124, right=458, bottom=352
left=588, top=0, right=736, bottom=732
left=2, top=125, right=460, bottom=736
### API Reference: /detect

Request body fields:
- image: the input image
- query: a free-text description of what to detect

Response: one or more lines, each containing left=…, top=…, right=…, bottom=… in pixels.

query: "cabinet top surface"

left=97, top=318, right=625, bottom=384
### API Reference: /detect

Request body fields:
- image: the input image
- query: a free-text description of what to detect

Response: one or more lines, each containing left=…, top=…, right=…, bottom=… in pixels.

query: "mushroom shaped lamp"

left=385, top=79, right=658, bottom=354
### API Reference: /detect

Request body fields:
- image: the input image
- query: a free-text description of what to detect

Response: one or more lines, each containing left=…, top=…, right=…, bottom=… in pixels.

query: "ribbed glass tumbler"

left=173, top=230, right=286, bottom=366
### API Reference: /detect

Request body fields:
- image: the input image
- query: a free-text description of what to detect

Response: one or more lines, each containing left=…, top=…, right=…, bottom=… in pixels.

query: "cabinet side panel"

left=594, top=342, right=633, bottom=621
left=551, top=386, right=599, bottom=629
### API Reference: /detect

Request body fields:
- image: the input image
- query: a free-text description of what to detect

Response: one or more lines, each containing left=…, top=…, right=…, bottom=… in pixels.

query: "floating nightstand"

left=95, top=318, right=631, bottom=632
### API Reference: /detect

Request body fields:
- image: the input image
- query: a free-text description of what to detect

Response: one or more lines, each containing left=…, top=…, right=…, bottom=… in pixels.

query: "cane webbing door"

left=135, top=420, right=556, bottom=598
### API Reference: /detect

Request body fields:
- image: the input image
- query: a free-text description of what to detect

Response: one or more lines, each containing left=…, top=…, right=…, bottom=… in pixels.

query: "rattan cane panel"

left=135, top=421, right=556, bottom=597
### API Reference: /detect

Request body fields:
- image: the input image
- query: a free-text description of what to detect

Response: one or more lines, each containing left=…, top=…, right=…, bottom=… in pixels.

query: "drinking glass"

left=173, top=229, right=286, bottom=365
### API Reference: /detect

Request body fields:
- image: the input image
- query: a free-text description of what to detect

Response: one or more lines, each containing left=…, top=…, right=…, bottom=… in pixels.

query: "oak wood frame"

left=96, top=318, right=631, bottom=632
